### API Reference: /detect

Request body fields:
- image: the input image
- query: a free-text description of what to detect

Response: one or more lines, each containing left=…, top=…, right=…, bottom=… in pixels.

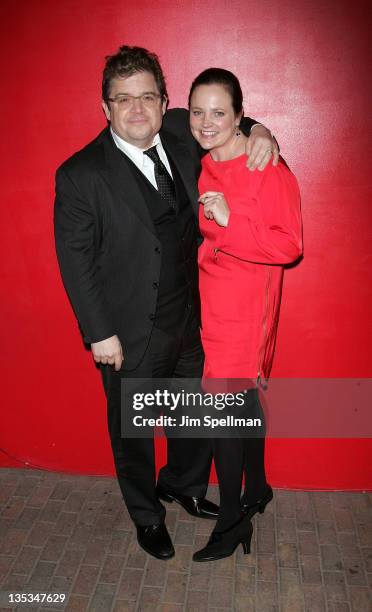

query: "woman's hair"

left=188, top=68, right=243, bottom=115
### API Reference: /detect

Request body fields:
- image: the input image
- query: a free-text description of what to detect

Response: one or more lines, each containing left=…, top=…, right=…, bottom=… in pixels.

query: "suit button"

left=152, top=282, right=159, bottom=289
left=154, top=246, right=161, bottom=253
left=149, top=314, right=155, bottom=321
left=186, top=303, right=192, bottom=309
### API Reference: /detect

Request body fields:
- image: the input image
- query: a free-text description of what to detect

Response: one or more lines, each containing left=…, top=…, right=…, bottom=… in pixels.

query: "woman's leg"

left=212, top=437, right=245, bottom=531
left=241, top=390, right=268, bottom=505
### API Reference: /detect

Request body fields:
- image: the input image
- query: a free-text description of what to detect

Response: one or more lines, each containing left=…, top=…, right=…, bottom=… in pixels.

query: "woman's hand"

left=199, top=192, right=230, bottom=227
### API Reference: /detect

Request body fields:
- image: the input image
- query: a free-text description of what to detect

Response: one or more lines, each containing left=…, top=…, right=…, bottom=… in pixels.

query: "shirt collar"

left=110, top=127, right=162, bottom=170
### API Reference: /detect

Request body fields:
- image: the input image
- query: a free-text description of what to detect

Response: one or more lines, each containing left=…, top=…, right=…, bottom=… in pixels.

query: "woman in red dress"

left=188, top=68, right=303, bottom=561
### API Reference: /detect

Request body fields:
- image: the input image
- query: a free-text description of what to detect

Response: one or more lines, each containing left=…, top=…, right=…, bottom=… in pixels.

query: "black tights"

left=212, top=389, right=267, bottom=532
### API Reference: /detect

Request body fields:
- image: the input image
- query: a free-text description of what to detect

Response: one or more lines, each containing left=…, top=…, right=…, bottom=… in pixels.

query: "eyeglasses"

left=107, top=93, right=163, bottom=108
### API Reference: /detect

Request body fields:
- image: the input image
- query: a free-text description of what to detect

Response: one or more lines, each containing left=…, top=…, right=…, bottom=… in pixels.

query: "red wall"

left=1, top=1, right=371, bottom=489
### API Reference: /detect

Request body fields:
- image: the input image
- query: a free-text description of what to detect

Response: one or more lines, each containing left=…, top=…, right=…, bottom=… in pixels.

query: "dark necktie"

left=144, top=146, right=176, bottom=209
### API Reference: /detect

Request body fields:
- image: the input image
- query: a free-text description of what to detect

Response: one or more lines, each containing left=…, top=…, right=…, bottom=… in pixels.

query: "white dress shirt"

left=110, top=127, right=173, bottom=190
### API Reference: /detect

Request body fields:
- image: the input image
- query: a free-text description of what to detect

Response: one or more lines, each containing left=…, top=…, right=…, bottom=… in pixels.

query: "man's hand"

left=199, top=192, right=230, bottom=227
left=91, top=335, right=123, bottom=371
left=246, top=124, right=279, bottom=171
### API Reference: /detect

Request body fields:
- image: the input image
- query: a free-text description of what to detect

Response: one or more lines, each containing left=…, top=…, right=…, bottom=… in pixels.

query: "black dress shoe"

left=193, top=515, right=253, bottom=562
left=136, top=523, right=175, bottom=560
left=241, top=484, right=273, bottom=519
left=156, top=483, right=219, bottom=519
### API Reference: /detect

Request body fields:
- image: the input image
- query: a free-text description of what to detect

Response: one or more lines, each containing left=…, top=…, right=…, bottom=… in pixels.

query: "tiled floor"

left=0, top=468, right=371, bottom=611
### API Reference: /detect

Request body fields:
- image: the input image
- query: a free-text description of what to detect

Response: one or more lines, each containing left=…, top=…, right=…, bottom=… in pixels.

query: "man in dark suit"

left=54, top=45, right=278, bottom=559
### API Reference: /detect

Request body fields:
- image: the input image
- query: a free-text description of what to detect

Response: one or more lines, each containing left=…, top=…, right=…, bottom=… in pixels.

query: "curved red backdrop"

left=1, top=1, right=371, bottom=489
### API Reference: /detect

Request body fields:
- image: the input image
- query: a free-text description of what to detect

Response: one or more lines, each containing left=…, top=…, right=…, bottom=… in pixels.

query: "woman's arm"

left=215, top=161, right=303, bottom=265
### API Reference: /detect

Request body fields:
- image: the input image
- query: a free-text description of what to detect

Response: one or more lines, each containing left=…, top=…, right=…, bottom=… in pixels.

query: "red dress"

left=198, top=154, right=302, bottom=384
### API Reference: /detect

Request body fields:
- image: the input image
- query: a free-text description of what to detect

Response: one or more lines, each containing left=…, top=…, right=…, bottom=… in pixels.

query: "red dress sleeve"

left=216, top=160, right=303, bottom=265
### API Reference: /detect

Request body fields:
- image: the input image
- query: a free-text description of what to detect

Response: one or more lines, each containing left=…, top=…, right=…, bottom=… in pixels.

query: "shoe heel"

left=241, top=523, right=253, bottom=555
left=241, top=540, right=251, bottom=554
left=258, top=500, right=267, bottom=514
left=258, top=487, right=274, bottom=514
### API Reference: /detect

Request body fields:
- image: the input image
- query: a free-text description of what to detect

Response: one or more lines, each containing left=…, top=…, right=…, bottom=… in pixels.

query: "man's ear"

left=162, top=96, right=168, bottom=116
left=102, top=100, right=111, bottom=122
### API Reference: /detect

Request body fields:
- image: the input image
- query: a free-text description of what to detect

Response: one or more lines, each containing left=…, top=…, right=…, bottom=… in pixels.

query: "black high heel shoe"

left=193, top=515, right=253, bottom=562
left=241, top=484, right=273, bottom=518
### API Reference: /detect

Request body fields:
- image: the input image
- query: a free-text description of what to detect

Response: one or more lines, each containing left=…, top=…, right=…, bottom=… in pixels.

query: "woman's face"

left=189, top=83, right=242, bottom=156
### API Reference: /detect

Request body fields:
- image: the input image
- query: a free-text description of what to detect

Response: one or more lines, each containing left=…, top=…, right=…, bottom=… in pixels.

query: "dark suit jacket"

left=54, top=108, right=255, bottom=370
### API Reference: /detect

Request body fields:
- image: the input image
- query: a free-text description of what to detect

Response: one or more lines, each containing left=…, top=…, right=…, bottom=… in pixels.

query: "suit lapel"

left=99, top=129, right=156, bottom=235
left=96, top=127, right=199, bottom=230
left=160, top=129, right=199, bottom=217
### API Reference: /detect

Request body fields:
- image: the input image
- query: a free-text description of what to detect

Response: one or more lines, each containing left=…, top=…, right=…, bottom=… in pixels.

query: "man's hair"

left=188, top=67, right=243, bottom=116
left=102, top=45, right=168, bottom=102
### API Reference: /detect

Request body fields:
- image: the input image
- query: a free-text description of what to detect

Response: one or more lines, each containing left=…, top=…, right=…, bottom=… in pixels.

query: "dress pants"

left=212, top=388, right=267, bottom=531
left=101, top=312, right=212, bottom=526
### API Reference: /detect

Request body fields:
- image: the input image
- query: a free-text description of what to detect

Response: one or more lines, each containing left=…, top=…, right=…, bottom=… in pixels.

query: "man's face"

left=102, top=71, right=167, bottom=149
